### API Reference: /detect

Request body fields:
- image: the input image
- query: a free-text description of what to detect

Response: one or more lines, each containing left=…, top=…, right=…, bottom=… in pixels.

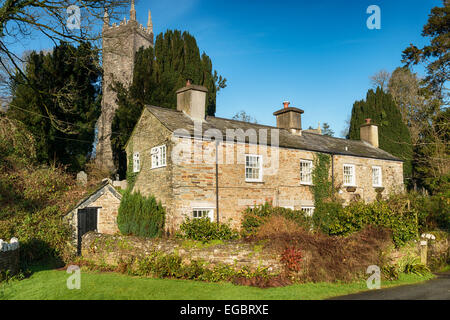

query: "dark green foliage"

left=241, top=202, right=313, bottom=237
left=117, top=190, right=165, bottom=238
left=413, top=107, right=450, bottom=194
left=408, top=190, right=450, bottom=232
left=176, top=218, right=239, bottom=242
left=402, top=0, right=449, bottom=103
left=111, top=30, right=226, bottom=178
left=310, top=153, right=343, bottom=234
left=403, top=261, right=431, bottom=276
left=348, top=87, right=413, bottom=180
left=8, top=42, right=101, bottom=172
left=322, top=199, right=418, bottom=247
left=322, top=123, right=334, bottom=136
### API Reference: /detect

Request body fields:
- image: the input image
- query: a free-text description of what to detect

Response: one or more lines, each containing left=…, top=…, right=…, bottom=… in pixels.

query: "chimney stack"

left=176, top=80, right=208, bottom=121
left=273, top=101, right=304, bottom=134
left=360, top=118, right=379, bottom=148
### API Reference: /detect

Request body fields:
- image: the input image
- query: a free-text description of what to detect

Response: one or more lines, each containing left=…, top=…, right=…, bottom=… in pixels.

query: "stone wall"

left=81, top=232, right=282, bottom=273
left=0, top=238, right=20, bottom=275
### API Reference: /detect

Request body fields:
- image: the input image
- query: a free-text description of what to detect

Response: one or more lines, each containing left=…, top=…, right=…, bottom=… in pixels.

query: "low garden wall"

left=81, top=232, right=449, bottom=283
left=0, top=238, right=20, bottom=275
left=81, top=232, right=283, bottom=273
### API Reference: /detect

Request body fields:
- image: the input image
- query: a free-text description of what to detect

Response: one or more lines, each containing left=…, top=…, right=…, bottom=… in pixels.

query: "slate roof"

left=65, top=179, right=122, bottom=215
left=145, top=105, right=402, bottom=162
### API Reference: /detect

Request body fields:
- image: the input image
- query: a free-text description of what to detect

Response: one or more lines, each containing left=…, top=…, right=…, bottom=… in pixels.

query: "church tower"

left=96, top=1, right=154, bottom=172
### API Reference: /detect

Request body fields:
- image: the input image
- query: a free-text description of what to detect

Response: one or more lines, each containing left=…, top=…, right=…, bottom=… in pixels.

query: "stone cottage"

left=125, top=82, right=404, bottom=233
left=65, top=179, right=122, bottom=253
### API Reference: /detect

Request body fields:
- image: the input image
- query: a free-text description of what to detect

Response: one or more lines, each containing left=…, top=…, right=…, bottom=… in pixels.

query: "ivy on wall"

left=311, top=153, right=334, bottom=206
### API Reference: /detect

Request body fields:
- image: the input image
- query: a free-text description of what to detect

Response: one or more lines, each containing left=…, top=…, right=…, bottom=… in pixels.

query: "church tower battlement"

left=96, top=1, right=154, bottom=173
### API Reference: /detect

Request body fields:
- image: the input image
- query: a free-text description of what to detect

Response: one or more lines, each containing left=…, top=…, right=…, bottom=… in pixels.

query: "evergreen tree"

left=112, top=30, right=226, bottom=177
left=8, top=42, right=101, bottom=171
left=322, top=123, right=334, bottom=137
left=348, top=87, right=413, bottom=181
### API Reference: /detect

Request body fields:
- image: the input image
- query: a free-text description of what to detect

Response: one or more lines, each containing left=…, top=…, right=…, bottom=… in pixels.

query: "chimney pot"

left=283, top=101, right=290, bottom=109
left=360, top=120, right=379, bottom=148
left=176, top=82, right=208, bottom=121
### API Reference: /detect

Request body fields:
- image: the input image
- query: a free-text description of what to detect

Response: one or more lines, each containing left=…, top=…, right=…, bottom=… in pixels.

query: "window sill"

left=245, top=179, right=264, bottom=183
left=151, top=165, right=167, bottom=170
left=300, top=182, right=313, bottom=186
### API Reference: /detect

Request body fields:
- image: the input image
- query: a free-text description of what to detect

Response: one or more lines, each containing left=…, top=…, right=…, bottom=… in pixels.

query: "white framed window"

left=343, top=164, right=356, bottom=186
left=133, top=152, right=140, bottom=173
left=245, top=154, right=263, bottom=182
left=192, top=208, right=214, bottom=221
left=301, top=206, right=315, bottom=217
left=300, top=159, right=313, bottom=185
left=372, top=166, right=382, bottom=187
left=151, top=145, right=166, bottom=169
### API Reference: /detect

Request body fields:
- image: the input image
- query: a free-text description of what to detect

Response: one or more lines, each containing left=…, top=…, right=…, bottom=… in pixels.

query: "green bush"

left=241, top=202, right=313, bottom=237
left=408, top=191, right=450, bottom=232
left=323, top=199, right=418, bottom=247
left=117, top=190, right=165, bottom=238
left=176, top=218, right=239, bottom=242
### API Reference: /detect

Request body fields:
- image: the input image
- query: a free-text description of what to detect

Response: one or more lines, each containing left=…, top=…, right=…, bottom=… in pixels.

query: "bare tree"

left=232, top=110, right=258, bottom=123
left=0, top=1, right=130, bottom=79
left=370, top=70, right=390, bottom=91
left=0, top=0, right=131, bottom=129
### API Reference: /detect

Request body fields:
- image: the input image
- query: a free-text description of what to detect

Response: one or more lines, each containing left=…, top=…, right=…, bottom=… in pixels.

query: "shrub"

left=403, top=262, right=431, bottom=276
left=257, top=215, right=305, bottom=238
left=256, top=225, right=392, bottom=283
left=408, top=191, right=450, bottom=232
left=176, top=218, right=239, bottom=242
left=280, top=246, right=303, bottom=272
left=117, top=190, right=165, bottom=238
left=241, top=202, right=312, bottom=237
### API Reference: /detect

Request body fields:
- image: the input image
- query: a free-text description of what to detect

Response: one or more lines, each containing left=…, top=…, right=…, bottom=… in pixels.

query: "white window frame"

left=245, top=154, right=263, bottom=182
left=192, top=208, right=215, bottom=222
left=300, top=159, right=313, bottom=185
left=343, top=164, right=356, bottom=186
left=372, top=166, right=382, bottom=187
left=133, top=152, right=140, bottom=173
left=301, top=206, right=315, bottom=217
left=151, top=145, right=167, bottom=169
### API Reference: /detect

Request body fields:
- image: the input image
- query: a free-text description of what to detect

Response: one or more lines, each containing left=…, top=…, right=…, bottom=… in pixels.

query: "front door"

left=77, top=207, right=98, bottom=255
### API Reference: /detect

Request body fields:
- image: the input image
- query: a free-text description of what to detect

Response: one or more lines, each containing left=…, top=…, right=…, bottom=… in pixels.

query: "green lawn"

left=0, top=266, right=434, bottom=300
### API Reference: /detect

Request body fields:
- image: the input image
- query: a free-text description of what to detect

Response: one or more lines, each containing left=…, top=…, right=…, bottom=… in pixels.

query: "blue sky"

left=10, top=0, right=439, bottom=137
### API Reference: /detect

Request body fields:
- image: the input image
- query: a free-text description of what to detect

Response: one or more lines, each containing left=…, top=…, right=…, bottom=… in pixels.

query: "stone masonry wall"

left=82, top=232, right=282, bottom=273
left=126, top=109, right=175, bottom=232
left=0, top=238, right=20, bottom=275
left=168, top=138, right=404, bottom=231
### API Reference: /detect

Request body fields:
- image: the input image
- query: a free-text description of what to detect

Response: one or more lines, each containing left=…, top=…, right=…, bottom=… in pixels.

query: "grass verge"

left=0, top=265, right=434, bottom=300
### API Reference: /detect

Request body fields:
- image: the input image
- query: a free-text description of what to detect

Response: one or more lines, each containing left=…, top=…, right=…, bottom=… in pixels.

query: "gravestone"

left=76, top=171, right=88, bottom=186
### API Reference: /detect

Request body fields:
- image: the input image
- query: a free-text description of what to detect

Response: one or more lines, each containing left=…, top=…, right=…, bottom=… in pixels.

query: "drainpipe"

left=331, top=153, right=335, bottom=196
left=215, top=139, right=220, bottom=225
